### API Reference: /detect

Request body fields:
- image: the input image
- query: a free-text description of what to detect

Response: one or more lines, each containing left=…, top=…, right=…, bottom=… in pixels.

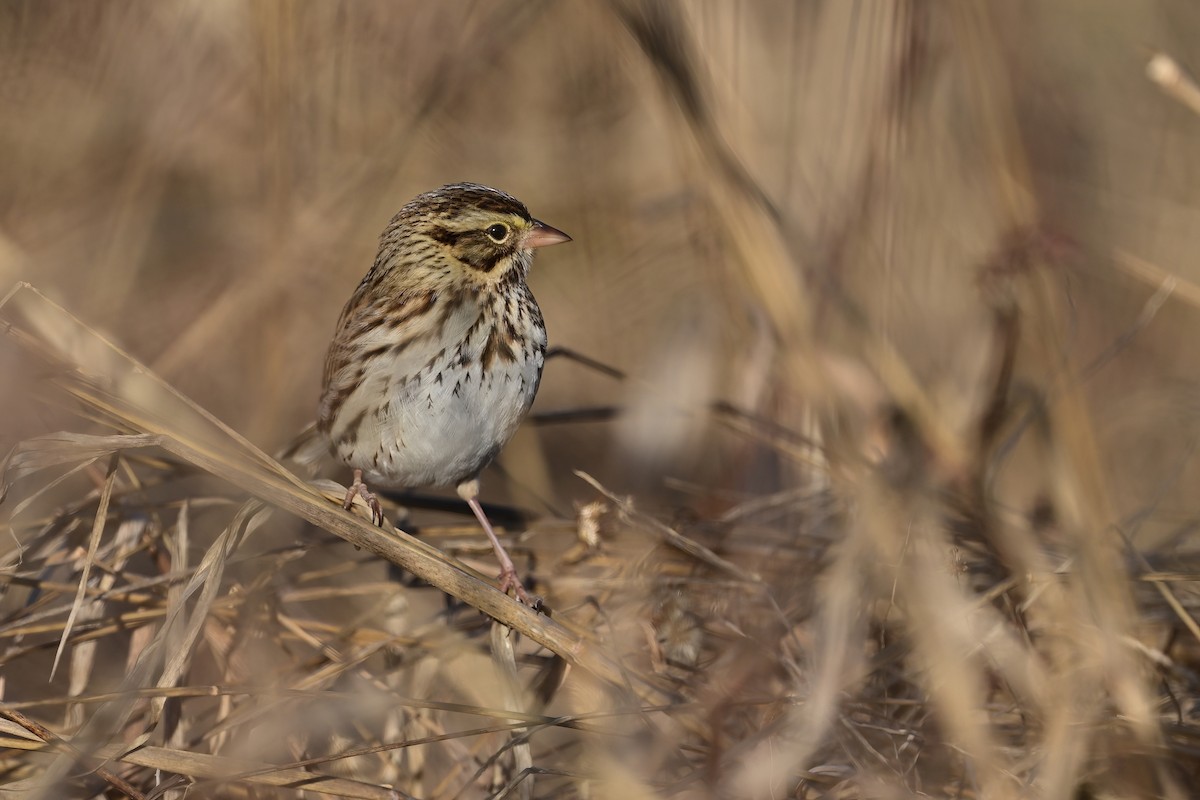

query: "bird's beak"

left=525, top=220, right=572, bottom=249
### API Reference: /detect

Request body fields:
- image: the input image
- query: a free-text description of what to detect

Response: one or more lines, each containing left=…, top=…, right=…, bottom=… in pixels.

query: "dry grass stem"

left=3, top=3, right=1200, bottom=798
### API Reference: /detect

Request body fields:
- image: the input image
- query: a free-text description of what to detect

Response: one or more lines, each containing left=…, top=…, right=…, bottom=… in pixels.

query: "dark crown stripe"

left=429, top=184, right=531, bottom=220
left=469, top=195, right=531, bottom=220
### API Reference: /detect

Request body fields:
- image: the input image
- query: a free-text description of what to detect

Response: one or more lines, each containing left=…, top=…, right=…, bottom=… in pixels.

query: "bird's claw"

left=498, top=567, right=539, bottom=608
left=343, top=470, right=385, bottom=526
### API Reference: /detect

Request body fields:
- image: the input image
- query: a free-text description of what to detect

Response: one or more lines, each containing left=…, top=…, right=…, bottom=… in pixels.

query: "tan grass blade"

left=65, top=516, right=146, bottom=729
left=148, top=500, right=268, bottom=730
left=49, top=453, right=118, bottom=681
left=1147, top=53, right=1200, bottom=117
left=575, top=470, right=761, bottom=584
left=1113, top=248, right=1200, bottom=311
left=0, top=734, right=400, bottom=799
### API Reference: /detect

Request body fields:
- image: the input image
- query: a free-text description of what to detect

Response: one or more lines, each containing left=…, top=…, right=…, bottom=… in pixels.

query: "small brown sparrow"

left=316, top=184, right=570, bottom=603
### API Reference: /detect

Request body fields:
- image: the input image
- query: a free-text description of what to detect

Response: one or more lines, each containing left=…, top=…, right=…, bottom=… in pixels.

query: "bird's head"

left=387, top=183, right=570, bottom=288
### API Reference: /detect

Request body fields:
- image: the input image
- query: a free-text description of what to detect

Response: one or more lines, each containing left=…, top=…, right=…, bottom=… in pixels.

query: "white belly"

left=329, top=295, right=545, bottom=489
left=363, top=348, right=541, bottom=488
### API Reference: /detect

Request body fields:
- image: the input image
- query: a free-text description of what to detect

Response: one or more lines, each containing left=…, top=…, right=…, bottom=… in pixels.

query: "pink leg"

left=343, top=468, right=384, bottom=526
left=458, top=479, right=533, bottom=605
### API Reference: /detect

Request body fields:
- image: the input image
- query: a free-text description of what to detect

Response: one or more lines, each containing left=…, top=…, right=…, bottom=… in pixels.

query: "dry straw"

left=4, top=3, right=1200, bottom=799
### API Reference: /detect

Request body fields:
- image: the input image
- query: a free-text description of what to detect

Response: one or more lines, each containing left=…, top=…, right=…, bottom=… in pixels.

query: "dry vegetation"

left=3, top=1, right=1200, bottom=798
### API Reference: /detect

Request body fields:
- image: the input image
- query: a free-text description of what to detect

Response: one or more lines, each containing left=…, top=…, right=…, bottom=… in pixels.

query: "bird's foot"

left=497, top=566, right=537, bottom=608
left=343, top=468, right=384, bottom=526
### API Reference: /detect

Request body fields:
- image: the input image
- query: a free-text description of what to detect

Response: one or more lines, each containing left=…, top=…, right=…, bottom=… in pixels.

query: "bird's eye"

left=485, top=223, right=510, bottom=243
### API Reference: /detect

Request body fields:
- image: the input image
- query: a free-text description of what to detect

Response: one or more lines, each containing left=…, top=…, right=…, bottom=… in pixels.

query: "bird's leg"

left=457, top=479, right=533, bottom=605
left=343, top=468, right=384, bottom=526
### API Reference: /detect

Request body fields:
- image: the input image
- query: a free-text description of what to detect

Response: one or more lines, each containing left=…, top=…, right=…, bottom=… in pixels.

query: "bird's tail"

left=275, top=421, right=330, bottom=479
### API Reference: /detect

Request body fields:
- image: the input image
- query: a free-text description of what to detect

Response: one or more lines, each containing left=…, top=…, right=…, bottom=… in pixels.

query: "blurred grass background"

left=3, top=0, right=1199, bottom=514
left=3, top=1, right=1200, bottom=797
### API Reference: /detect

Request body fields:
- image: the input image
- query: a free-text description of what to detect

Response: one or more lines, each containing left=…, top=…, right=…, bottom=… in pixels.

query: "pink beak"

left=525, top=220, right=572, bottom=249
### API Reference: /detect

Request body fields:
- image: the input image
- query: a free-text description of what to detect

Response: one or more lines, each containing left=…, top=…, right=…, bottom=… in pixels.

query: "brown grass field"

left=3, top=2, right=1200, bottom=798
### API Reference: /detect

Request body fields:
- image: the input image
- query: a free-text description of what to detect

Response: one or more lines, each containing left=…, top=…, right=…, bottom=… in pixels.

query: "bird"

left=315, top=183, right=570, bottom=604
